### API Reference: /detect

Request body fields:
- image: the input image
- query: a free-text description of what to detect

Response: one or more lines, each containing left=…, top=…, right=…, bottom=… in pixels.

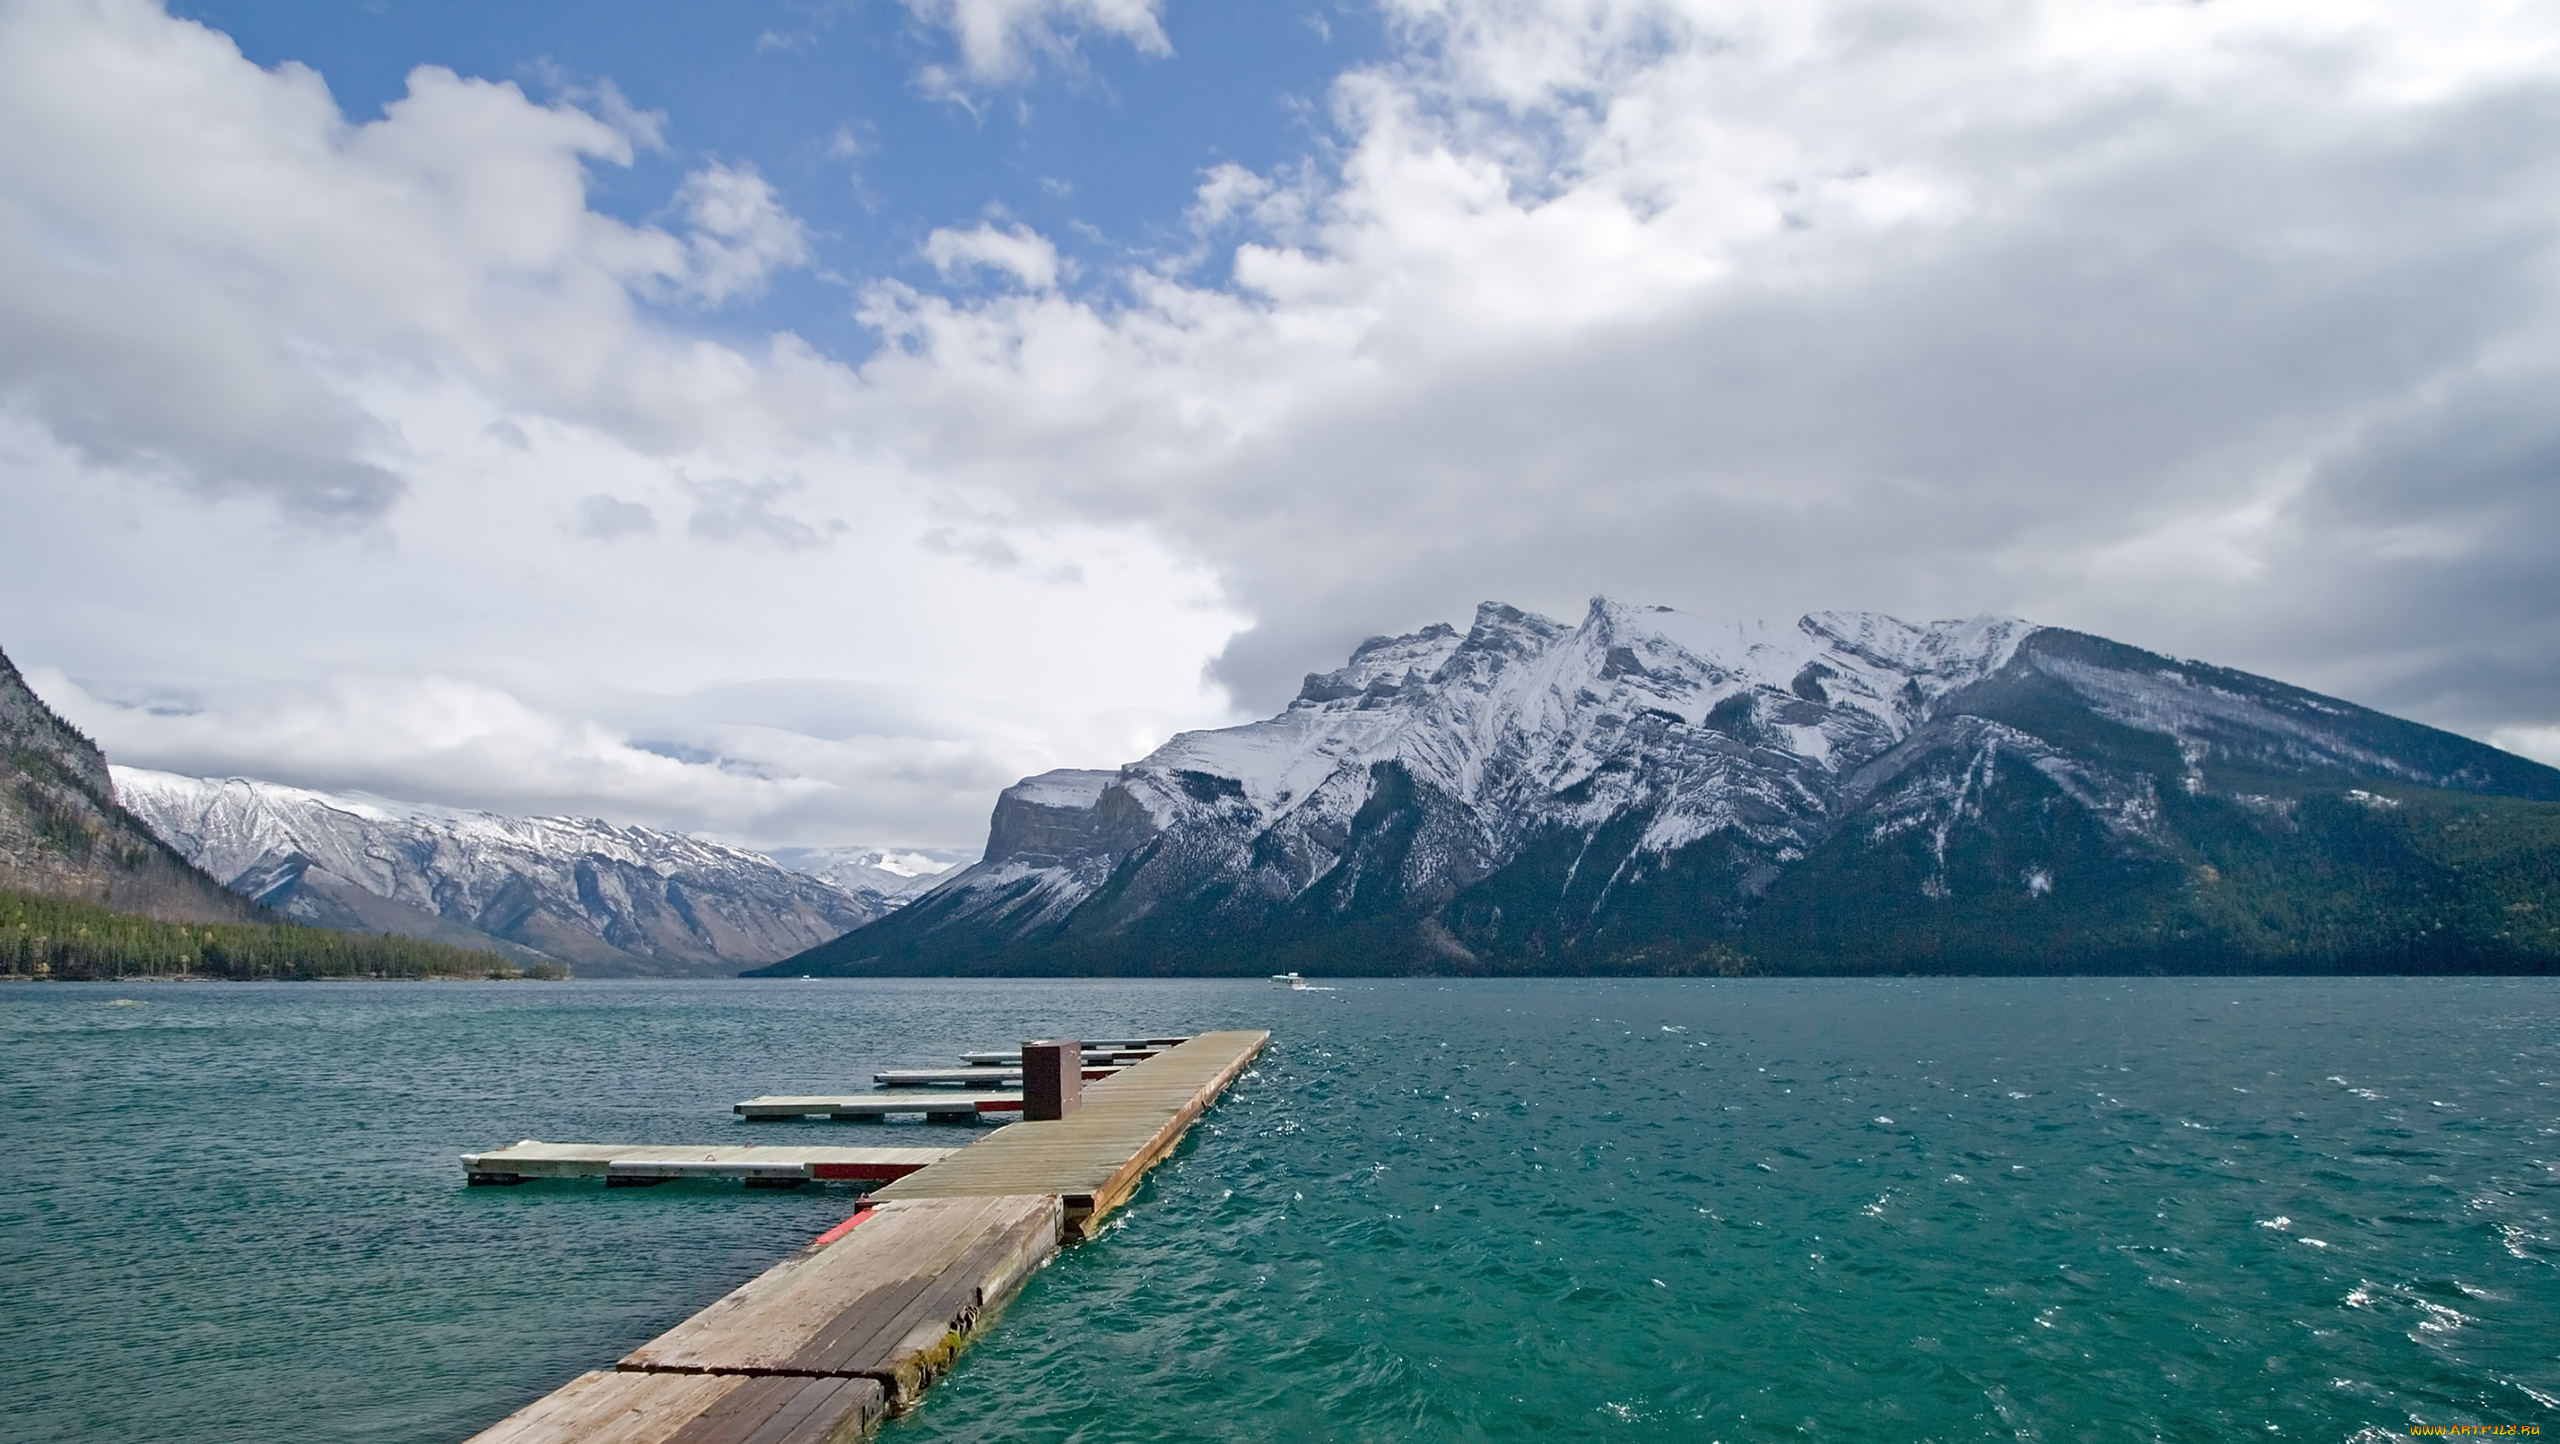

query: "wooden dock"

left=733, top=1093, right=1023, bottom=1122
left=869, top=1030, right=1268, bottom=1239
left=461, top=1028, right=1267, bottom=1444
left=871, top=1064, right=1124, bottom=1087
left=462, top=1143, right=955, bottom=1187
left=621, top=1194, right=1060, bottom=1397
left=462, top=1371, right=889, bottom=1444
left=955, top=1046, right=1167, bottom=1065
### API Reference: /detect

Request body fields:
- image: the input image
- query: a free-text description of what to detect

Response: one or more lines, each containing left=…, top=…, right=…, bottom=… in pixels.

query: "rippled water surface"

left=5, top=977, right=2556, bottom=1443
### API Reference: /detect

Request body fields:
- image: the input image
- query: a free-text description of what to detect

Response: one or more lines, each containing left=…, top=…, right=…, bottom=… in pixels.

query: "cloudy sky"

left=4, top=0, right=2558, bottom=856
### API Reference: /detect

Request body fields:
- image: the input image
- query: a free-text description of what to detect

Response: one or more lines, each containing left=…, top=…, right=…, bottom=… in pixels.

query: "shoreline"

left=1, top=970, right=564, bottom=983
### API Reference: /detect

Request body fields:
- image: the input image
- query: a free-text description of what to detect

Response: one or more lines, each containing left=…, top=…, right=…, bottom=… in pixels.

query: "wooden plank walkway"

left=871, top=1029, right=1268, bottom=1238
left=623, top=1195, right=1060, bottom=1401
left=460, top=1027, right=1266, bottom=1443
left=734, top=1094, right=1022, bottom=1121
left=463, top=1371, right=885, bottom=1444
left=462, top=1144, right=954, bottom=1187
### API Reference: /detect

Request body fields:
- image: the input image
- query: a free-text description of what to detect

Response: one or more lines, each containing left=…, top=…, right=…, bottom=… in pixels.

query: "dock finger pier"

left=462, top=1028, right=1267, bottom=1444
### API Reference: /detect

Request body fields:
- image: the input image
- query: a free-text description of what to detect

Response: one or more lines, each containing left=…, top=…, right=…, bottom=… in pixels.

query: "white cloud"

left=0, top=0, right=1240, bottom=849
left=902, top=0, right=1171, bottom=85
left=683, top=475, right=843, bottom=549
left=921, top=221, right=1064, bottom=290
left=9, top=0, right=2560, bottom=854
left=570, top=492, right=656, bottom=539
left=2492, top=727, right=2560, bottom=769
left=0, top=0, right=836, bottom=522
left=846, top=0, right=2560, bottom=746
left=3, top=387, right=1245, bottom=845
left=671, top=162, right=810, bottom=306
left=557, top=74, right=669, bottom=156
left=43, top=667, right=748, bottom=817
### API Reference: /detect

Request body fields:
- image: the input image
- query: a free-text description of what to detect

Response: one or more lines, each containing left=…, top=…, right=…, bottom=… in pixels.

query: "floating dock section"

left=462, top=1029, right=1268, bottom=1444
left=732, top=1093, right=1024, bottom=1122
left=869, top=1064, right=1125, bottom=1087
left=462, top=1144, right=956, bottom=1187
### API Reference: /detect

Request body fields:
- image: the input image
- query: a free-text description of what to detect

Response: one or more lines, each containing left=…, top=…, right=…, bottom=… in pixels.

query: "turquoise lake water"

left=4, top=977, right=2555, bottom=1442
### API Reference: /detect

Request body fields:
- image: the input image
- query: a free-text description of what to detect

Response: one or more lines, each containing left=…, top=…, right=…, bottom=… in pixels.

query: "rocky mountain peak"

left=766, top=600, right=2560, bottom=979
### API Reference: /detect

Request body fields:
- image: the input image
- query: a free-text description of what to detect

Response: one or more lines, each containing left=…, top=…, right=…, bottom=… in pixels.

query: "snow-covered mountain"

left=764, top=846, right=966, bottom=910
left=113, top=770, right=896, bottom=977
left=767, top=598, right=2560, bottom=978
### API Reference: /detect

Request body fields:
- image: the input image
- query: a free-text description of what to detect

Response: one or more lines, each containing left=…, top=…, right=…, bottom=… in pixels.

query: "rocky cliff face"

left=766, top=600, right=2560, bottom=978
left=0, top=648, right=258, bottom=923
left=115, top=770, right=893, bottom=977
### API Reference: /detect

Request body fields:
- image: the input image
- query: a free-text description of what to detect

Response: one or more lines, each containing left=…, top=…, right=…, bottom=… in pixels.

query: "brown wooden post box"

left=1021, top=1039, right=1082, bottom=1120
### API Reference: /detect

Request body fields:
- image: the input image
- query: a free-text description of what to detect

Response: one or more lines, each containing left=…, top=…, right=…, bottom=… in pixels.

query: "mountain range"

left=114, top=770, right=941, bottom=977
left=764, top=599, right=2560, bottom=978
left=764, top=846, right=960, bottom=910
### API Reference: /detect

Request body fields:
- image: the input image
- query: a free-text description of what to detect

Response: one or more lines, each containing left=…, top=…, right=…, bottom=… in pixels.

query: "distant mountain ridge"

left=0, top=647, right=257, bottom=924
left=115, top=770, right=903, bottom=977
left=764, top=846, right=961, bottom=909
left=765, top=600, right=2560, bottom=978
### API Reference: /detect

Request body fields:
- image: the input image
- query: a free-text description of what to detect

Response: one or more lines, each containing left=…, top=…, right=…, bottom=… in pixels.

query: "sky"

left=4, top=0, right=2560, bottom=858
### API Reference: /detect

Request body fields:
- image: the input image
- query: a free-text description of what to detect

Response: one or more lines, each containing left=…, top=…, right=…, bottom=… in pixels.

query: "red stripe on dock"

left=810, top=1206, right=875, bottom=1247
left=975, top=1099, right=1024, bottom=1112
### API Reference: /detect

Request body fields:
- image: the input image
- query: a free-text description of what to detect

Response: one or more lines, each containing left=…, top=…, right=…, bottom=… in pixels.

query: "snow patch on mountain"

left=766, top=845, right=970, bottom=906
left=1133, top=598, right=2026, bottom=852
left=112, top=768, right=891, bottom=976
left=892, top=598, right=2035, bottom=941
left=778, top=597, right=2560, bottom=978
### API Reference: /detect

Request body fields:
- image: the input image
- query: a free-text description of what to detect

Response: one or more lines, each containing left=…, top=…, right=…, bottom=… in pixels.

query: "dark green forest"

left=0, top=889, right=561, bottom=981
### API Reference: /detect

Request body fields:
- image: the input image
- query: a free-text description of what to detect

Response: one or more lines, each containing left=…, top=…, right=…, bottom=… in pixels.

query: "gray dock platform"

left=988, top=1035, right=1189, bottom=1052
left=621, top=1194, right=1060, bottom=1399
left=955, top=1046, right=1165, bottom=1065
left=461, top=1028, right=1266, bottom=1444
left=734, top=1093, right=1022, bottom=1121
left=872, top=1064, right=1124, bottom=1087
left=461, top=1371, right=886, bottom=1444
left=462, top=1143, right=954, bottom=1187
left=872, top=1030, right=1268, bottom=1239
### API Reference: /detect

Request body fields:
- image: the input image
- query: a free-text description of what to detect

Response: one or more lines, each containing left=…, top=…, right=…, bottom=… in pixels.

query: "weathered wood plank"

left=870, top=1065, right=1124, bottom=1087
left=620, top=1202, right=987, bottom=1378
left=733, top=1094, right=1021, bottom=1120
left=955, top=1047, right=1165, bottom=1065
left=647, top=1198, right=1008, bottom=1379
left=460, top=1371, right=882, bottom=1444
left=790, top=1201, right=1060, bottom=1404
left=461, top=1144, right=954, bottom=1185
left=962, top=1036, right=1191, bottom=1055
left=660, top=1375, right=884, bottom=1444
left=618, top=1195, right=1060, bottom=1385
left=868, top=1030, right=1267, bottom=1237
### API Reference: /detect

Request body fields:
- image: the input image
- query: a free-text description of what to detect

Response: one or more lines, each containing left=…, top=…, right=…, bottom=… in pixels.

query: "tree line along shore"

left=0, top=889, right=563, bottom=981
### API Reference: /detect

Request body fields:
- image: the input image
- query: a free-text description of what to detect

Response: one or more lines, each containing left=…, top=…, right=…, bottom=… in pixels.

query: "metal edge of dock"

left=458, top=1027, right=1268, bottom=1444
